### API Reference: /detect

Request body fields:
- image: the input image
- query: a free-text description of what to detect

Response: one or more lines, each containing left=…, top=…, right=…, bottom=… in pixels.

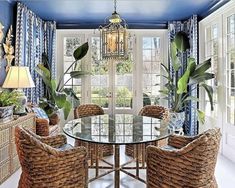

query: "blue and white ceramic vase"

left=0, top=105, right=14, bottom=123
left=168, top=111, right=185, bottom=135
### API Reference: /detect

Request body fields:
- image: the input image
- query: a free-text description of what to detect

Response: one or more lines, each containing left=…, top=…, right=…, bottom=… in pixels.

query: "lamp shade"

left=2, top=66, right=35, bottom=88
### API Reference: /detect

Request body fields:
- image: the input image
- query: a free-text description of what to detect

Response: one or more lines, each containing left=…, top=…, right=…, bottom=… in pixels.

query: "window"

left=63, top=37, right=83, bottom=106
left=90, top=37, right=109, bottom=108
left=142, top=37, right=161, bottom=106
left=204, top=24, right=219, bottom=117
left=115, top=59, right=134, bottom=109
left=57, top=30, right=167, bottom=114
left=226, top=14, right=235, bottom=125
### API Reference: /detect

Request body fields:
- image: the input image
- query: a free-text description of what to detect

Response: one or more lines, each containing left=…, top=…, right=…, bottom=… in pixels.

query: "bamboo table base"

left=88, top=144, right=147, bottom=188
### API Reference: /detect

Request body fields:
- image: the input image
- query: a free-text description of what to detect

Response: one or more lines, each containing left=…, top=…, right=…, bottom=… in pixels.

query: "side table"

left=0, top=113, right=35, bottom=184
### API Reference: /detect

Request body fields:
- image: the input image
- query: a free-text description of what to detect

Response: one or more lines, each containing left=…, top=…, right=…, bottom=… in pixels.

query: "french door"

left=199, top=1, right=235, bottom=162
left=89, top=36, right=135, bottom=114
left=223, top=9, right=235, bottom=162
left=57, top=30, right=167, bottom=117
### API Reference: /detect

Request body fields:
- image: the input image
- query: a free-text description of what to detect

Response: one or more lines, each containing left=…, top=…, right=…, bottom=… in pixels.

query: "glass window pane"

left=204, top=24, right=219, bottom=117
left=226, top=14, right=235, bottom=125
left=142, top=37, right=162, bottom=106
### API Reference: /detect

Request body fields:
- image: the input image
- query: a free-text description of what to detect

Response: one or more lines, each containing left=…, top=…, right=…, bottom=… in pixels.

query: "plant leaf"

left=183, top=96, right=200, bottom=102
left=174, top=31, right=190, bottom=52
left=51, top=80, right=57, bottom=91
left=197, top=109, right=205, bottom=124
left=156, top=74, right=172, bottom=82
left=63, top=100, right=72, bottom=120
left=170, top=42, right=181, bottom=72
left=73, top=42, right=89, bottom=61
left=159, top=89, right=169, bottom=95
left=42, top=53, right=51, bottom=73
left=63, top=88, right=79, bottom=101
left=188, top=58, right=196, bottom=75
left=70, top=70, right=90, bottom=78
left=191, top=58, right=211, bottom=77
left=177, top=58, right=196, bottom=94
left=161, top=63, right=170, bottom=75
left=189, top=73, right=214, bottom=85
left=35, top=64, right=52, bottom=90
left=201, top=83, right=214, bottom=111
left=53, top=92, right=67, bottom=109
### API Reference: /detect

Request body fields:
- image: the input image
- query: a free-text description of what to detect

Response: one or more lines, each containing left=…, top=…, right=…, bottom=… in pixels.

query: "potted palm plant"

left=35, top=42, right=89, bottom=120
left=160, top=31, right=214, bottom=132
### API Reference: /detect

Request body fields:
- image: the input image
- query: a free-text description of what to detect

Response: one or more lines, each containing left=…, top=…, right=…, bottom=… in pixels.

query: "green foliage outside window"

left=116, top=60, right=133, bottom=74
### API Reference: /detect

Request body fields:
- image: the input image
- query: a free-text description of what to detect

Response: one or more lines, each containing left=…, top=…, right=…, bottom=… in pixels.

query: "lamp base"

left=13, top=89, right=27, bottom=115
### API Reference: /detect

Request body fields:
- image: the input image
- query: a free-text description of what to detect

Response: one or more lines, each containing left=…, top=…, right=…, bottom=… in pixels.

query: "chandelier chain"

left=114, top=0, right=117, bottom=12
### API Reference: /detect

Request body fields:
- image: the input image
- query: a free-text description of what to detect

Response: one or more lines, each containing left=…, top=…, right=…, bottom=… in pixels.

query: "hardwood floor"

left=1, top=142, right=235, bottom=188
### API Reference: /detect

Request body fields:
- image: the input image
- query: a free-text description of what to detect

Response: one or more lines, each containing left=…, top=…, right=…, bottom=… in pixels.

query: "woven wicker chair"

left=147, top=128, right=221, bottom=188
left=15, top=125, right=88, bottom=188
left=74, top=104, right=113, bottom=157
left=138, top=105, right=168, bottom=119
left=125, top=105, right=168, bottom=158
left=36, top=113, right=60, bottom=136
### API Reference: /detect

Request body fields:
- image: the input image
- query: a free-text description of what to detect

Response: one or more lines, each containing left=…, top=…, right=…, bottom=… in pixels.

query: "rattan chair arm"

left=39, top=134, right=67, bottom=147
left=168, top=134, right=199, bottom=149
left=55, top=146, right=87, bottom=158
left=147, top=135, right=208, bottom=157
left=24, top=128, right=67, bottom=147
left=22, top=131, right=87, bottom=158
left=36, top=118, right=50, bottom=136
left=24, top=128, right=67, bottom=148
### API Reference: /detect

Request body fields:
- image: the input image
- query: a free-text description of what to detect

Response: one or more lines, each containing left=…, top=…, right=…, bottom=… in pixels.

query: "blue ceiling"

left=12, top=0, right=228, bottom=28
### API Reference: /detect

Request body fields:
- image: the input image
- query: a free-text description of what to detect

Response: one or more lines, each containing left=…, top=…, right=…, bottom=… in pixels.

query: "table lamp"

left=2, top=66, right=35, bottom=115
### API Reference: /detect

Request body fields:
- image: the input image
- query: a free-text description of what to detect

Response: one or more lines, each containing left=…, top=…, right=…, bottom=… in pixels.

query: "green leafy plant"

left=0, top=90, right=20, bottom=108
left=35, top=42, right=89, bottom=119
left=159, top=31, right=214, bottom=123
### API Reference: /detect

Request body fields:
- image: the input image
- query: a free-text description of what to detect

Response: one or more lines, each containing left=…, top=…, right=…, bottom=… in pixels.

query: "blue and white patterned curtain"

left=168, top=15, right=198, bottom=136
left=15, top=2, right=56, bottom=104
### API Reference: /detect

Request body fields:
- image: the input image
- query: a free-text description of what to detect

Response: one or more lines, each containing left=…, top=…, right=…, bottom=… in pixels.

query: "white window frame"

left=199, top=0, right=235, bottom=162
left=56, top=29, right=168, bottom=116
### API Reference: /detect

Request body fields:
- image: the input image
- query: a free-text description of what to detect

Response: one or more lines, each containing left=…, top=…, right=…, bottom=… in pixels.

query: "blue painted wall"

left=0, top=0, right=16, bottom=86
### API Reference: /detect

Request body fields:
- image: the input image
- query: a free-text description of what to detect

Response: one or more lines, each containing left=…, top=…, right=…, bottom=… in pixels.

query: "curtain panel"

left=168, top=15, right=198, bottom=136
left=15, top=2, right=56, bottom=104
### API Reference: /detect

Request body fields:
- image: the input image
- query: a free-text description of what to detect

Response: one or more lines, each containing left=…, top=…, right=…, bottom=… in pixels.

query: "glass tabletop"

left=63, top=114, right=172, bottom=145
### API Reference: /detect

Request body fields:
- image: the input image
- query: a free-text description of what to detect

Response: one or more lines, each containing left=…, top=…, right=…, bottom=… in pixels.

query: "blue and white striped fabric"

left=15, top=2, right=56, bottom=104
left=32, top=107, right=49, bottom=121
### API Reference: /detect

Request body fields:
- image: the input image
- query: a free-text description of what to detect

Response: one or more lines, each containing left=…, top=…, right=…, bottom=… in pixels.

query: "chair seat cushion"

left=58, top=144, right=73, bottom=151
left=161, top=145, right=177, bottom=151
left=32, top=107, right=49, bottom=122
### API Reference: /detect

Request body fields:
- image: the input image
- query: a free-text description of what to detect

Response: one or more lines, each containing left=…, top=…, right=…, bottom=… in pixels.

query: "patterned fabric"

left=168, top=15, right=198, bottom=136
left=15, top=2, right=56, bottom=104
left=32, top=107, right=49, bottom=121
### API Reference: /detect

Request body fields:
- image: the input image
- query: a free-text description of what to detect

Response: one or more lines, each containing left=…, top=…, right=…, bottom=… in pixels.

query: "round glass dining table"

left=63, top=114, right=172, bottom=187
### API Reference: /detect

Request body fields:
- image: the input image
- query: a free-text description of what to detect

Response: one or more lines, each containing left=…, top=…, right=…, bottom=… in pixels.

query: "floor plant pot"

left=168, top=111, right=185, bottom=135
left=0, top=105, right=14, bottom=123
